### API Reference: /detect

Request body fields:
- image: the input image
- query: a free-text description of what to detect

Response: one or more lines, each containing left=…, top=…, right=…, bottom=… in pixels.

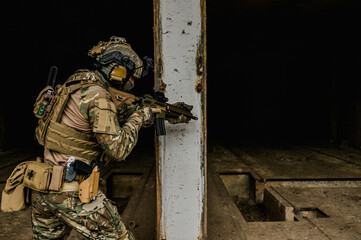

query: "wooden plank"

left=230, top=144, right=361, bottom=180
left=308, top=218, right=361, bottom=240
left=209, top=143, right=361, bottom=240
left=304, top=144, right=361, bottom=167
left=246, top=221, right=329, bottom=240
left=207, top=167, right=247, bottom=240
left=121, top=166, right=156, bottom=240
left=208, top=145, right=250, bottom=173
left=99, top=149, right=156, bottom=240
left=0, top=209, right=32, bottom=240
left=272, top=187, right=361, bottom=221
left=269, top=186, right=361, bottom=239
left=264, top=187, right=294, bottom=221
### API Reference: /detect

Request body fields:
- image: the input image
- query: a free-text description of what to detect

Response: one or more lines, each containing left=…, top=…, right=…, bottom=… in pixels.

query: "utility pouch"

left=48, top=165, right=64, bottom=192
left=79, top=166, right=100, bottom=203
left=24, top=162, right=53, bottom=192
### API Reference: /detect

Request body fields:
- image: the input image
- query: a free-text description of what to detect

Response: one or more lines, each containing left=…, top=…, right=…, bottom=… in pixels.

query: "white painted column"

left=154, top=0, right=207, bottom=239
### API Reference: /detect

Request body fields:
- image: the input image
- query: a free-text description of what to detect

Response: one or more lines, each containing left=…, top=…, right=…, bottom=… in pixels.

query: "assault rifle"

left=108, top=88, right=198, bottom=136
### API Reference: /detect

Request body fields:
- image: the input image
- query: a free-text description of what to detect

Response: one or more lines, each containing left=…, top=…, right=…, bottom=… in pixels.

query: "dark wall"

left=0, top=0, right=154, bottom=150
left=207, top=0, right=361, bottom=145
left=1, top=0, right=361, bottom=150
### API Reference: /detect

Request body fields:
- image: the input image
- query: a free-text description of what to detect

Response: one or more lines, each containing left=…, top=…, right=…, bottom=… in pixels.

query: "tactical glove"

left=140, top=107, right=161, bottom=127
left=166, top=102, right=193, bottom=124
left=117, top=104, right=140, bottom=125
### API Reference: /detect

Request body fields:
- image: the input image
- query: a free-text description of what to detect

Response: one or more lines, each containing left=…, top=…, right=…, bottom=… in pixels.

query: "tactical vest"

left=35, top=69, right=103, bottom=161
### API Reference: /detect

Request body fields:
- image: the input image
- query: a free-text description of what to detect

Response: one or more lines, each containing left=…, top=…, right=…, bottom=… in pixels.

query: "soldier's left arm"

left=79, top=85, right=152, bottom=162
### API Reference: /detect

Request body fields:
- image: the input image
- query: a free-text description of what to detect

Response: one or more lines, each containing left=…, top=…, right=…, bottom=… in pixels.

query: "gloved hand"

left=166, top=102, right=193, bottom=124
left=117, top=103, right=141, bottom=126
left=141, top=107, right=162, bottom=127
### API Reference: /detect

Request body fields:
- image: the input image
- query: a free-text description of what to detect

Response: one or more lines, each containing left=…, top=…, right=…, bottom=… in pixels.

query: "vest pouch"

left=24, top=162, right=53, bottom=192
left=33, top=86, right=55, bottom=119
left=48, top=165, right=64, bottom=192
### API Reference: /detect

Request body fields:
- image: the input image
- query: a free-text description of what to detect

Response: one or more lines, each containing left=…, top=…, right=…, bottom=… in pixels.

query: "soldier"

left=30, top=36, right=168, bottom=239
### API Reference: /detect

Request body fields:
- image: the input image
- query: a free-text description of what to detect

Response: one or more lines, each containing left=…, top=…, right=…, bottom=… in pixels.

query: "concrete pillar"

left=154, top=0, right=207, bottom=239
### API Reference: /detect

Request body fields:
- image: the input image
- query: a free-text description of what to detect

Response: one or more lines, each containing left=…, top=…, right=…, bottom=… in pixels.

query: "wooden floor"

left=1, top=141, right=361, bottom=239
left=208, top=141, right=361, bottom=240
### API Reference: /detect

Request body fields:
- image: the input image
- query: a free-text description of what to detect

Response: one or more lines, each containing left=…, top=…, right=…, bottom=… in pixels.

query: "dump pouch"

left=23, top=162, right=53, bottom=192
left=79, top=166, right=100, bottom=203
left=1, top=161, right=32, bottom=212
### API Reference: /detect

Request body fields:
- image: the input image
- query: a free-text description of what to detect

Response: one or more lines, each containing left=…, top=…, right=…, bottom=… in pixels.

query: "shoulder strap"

left=63, top=69, right=104, bottom=95
left=52, top=70, right=104, bottom=122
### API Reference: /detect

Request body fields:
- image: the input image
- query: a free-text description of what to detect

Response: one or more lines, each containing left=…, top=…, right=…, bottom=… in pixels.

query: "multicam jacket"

left=38, top=69, right=151, bottom=166
left=79, top=79, right=147, bottom=162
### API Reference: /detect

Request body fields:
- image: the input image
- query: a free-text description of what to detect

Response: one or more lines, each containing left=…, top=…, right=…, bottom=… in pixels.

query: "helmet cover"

left=89, top=36, right=143, bottom=78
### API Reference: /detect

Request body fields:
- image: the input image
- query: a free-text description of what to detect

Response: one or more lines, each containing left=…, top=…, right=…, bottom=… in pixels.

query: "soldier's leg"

left=33, top=190, right=133, bottom=240
left=31, top=191, right=72, bottom=239
left=62, top=191, right=133, bottom=240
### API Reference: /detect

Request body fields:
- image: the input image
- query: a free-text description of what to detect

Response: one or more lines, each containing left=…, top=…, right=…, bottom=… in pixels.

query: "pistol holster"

left=79, top=166, right=100, bottom=203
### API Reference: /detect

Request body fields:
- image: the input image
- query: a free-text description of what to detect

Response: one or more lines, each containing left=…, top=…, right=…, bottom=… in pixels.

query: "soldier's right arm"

left=79, top=85, right=152, bottom=162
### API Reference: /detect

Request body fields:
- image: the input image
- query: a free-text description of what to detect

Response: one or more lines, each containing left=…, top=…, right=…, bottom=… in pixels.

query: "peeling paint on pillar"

left=154, top=0, right=207, bottom=239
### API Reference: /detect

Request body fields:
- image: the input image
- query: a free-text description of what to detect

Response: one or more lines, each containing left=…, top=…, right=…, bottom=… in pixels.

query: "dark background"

left=0, top=0, right=361, bottom=151
left=207, top=0, right=361, bottom=146
left=0, top=0, right=154, bottom=150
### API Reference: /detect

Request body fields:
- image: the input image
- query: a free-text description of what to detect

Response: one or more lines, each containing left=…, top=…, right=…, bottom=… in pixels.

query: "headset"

left=95, top=51, right=153, bottom=89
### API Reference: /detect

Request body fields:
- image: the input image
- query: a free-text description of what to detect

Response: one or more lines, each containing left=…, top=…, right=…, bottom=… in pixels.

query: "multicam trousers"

left=31, top=190, right=133, bottom=240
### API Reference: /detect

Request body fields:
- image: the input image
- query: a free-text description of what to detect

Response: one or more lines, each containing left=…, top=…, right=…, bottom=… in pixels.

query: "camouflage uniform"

left=31, top=191, right=129, bottom=240
left=79, top=77, right=148, bottom=163
left=31, top=70, right=151, bottom=239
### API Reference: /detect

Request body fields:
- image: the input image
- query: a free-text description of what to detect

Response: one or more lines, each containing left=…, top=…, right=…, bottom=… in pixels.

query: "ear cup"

left=110, top=66, right=127, bottom=82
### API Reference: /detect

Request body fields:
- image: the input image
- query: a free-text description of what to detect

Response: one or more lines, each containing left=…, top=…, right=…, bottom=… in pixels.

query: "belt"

left=49, top=165, right=80, bottom=192
left=43, top=157, right=97, bottom=194
left=61, top=181, right=79, bottom=192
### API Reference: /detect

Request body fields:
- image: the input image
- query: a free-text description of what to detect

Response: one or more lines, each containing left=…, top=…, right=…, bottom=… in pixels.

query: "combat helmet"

left=89, top=36, right=153, bottom=89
